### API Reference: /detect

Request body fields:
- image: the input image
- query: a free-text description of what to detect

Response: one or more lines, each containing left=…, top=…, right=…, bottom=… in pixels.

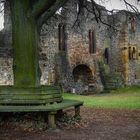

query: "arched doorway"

left=72, top=64, right=93, bottom=92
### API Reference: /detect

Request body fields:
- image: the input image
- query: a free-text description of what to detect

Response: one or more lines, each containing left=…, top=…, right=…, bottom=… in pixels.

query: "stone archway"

left=73, top=64, right=93, bottom=84
left=72, top=64, right=94, bottom=93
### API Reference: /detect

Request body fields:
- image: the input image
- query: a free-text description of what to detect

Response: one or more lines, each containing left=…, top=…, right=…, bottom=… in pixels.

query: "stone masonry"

left=0, top=0, right=140, bottom=93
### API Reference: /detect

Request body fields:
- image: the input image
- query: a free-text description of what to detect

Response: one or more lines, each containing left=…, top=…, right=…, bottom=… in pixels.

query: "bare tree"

left=72, top=0, right=139, bottom=30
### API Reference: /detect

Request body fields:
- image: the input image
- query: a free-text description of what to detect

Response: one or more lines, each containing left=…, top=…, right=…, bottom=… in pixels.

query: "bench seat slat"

left=0, top=90, right=60, bottom=95
left=0, top=97, right=63, bottom=105
left=0, top=99, right=83, bottom=112
left=0, top=86, right=60, bottom=90
left=0, top=94, right=61, bottom=100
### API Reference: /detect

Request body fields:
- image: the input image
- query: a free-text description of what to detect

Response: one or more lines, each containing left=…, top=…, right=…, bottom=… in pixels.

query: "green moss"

left=0, top=85, right=61, bottom=94
left=11, top=0, right=40, bottom=88
left=0, top=86, right=63, bottom=105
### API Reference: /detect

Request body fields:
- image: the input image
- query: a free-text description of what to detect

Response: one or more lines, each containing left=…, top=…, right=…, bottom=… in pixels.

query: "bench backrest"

left=0, top=86, right=62, bottom=105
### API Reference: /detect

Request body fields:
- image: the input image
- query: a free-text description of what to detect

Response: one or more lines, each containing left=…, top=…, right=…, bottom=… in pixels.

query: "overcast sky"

left=95, top=0, right=140, bottom=11
left=0, top=0, right=140, bottom=30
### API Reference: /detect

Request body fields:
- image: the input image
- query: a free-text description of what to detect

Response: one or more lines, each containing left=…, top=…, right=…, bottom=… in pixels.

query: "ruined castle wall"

left=0, top=1, right=13, bottom=85
left=128, top=16, right=140, bottom=84
left=0, top=0, right=140, bottom=90
left=39, top=0, right=108, bottom=92
left=108, top=12, right=140, bottom=85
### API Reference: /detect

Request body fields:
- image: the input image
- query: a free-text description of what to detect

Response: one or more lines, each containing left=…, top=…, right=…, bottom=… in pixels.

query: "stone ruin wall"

left=0, top=0, right=107, bottom=93
left=0, top=1, right=13, bottom=85
left=128, top=16, right=140, bottom=85
left=0, top=0, right=140, bottom=92
left=39, top=0, right=108, bottom=92
left=108, top=12, right=140, bottom=85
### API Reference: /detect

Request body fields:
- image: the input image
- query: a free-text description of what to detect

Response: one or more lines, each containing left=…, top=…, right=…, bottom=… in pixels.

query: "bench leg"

left=48, top=112, right=57, bottom=129
left=74, top=105, right=80, bottom=117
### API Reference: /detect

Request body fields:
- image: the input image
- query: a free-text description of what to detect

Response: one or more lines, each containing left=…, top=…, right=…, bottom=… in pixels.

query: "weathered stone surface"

left=0, top=0, right=140, bottom=93
left=108, top=12, right=140, bottom=86
left=0, top=58, right=13, bottom=85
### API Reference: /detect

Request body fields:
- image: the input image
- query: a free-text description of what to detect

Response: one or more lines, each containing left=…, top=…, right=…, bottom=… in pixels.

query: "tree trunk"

left=10, top=0, right=41, bottom=87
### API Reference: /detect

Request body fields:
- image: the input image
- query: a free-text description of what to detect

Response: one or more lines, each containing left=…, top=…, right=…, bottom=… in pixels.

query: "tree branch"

left=30, top=0, right=56, bottom=18
left=0, top=0, right=6, bottom=18
left=71, top=0, right=84, bottom=28
left=38, top=0, right=68, bottom=27
left=72, top=0, right=139, bottom=30
left=123, top=0, right=139, bottom=14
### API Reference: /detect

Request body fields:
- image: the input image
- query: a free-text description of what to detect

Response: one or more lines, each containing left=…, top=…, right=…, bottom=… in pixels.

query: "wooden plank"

left=0, top=97, right=63, bottom=105
left=0, top=94, right=61, bottom=100
left=0, top=86, right=61, bottom=95
left=0, top=90, right=60, bottom=95
left=0, top=85, right=60, bottom=90
left=0, top=99, right=83, bottom=112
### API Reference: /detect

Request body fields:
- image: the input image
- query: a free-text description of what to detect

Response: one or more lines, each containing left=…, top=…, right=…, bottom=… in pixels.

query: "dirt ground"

left=0, top=107, right=140, bottom=140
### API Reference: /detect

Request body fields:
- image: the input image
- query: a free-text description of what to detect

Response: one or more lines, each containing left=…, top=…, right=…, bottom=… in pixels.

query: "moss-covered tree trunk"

left=10, top=0, right=40, bottom=87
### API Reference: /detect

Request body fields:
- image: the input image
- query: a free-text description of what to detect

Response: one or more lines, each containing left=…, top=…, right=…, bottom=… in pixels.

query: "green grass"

left=63, top=86, right=140, bottom=109
left=111, top=85, right=140, bottom=94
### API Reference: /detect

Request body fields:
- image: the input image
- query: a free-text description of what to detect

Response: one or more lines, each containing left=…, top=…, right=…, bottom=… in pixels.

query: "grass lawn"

left=63, top=86, right=140, bottom=109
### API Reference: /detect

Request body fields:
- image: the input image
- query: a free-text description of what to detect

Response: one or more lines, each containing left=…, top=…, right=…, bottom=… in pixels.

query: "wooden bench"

left=0, top=86, right=83, bottom=129
left=0, top=99, right=83, bottom=129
